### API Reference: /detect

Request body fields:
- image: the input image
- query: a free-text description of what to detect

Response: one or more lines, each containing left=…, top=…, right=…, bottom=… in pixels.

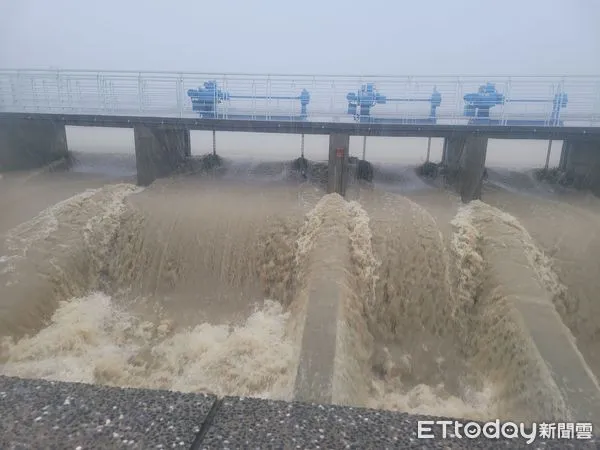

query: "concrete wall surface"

left=1, top=376, right=597, bottom=449
left=0, top=118, right=68, bottom=171
left=561, top=139, right=600, bottom=193
left=134, top=125, right=191, bottom=186
left=327, top=133, right=350, bottom=196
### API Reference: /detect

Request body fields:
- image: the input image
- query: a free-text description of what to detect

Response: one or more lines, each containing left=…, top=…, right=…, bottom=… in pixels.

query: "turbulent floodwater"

left=1, top=153, right=600, bottom=426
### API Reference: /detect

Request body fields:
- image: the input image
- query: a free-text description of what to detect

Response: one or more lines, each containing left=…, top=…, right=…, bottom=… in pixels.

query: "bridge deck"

left=2, top=112, right=600, bottom=140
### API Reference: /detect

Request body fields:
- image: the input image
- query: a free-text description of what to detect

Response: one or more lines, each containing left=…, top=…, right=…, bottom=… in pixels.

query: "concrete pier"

left=293, top=253, right=346, bottom=404
left=442, top=134, right=488, bottom=203
left=459, top=135, right=488, bottom=202
left=0, top=118, right=68, bottom=171
left=441, top=134, right=467, bottom=186
left=133, top=125, right=191, bottom=186
left=327, top=133, right=350, bottom=196
left=559, top=140, right=569, bottom=170
left=474, top=203, right=600, bottom=425
left=559, top=138, right=600, bottom=193
left=294, top=196, right=350, bottom=404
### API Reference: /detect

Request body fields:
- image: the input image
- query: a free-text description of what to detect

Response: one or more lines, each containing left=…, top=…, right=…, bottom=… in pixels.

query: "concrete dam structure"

left=1, top=70, right=600, bottom=200
left=1, top=69, right=600, bottom=448
left=2, top=114, right=600, bottom=202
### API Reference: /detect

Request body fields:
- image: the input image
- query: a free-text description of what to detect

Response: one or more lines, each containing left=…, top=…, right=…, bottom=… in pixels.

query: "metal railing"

left=1, top=69, right=599, bottom=127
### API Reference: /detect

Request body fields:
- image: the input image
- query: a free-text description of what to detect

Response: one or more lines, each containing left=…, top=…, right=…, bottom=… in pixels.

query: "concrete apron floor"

left=1, top=375, right=599, bottom=449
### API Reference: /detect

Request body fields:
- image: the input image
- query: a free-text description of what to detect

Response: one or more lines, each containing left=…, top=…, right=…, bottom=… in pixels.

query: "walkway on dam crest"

left=1, top=375, right=597, bottom=449
left=2, top=70, right=600, bottom=197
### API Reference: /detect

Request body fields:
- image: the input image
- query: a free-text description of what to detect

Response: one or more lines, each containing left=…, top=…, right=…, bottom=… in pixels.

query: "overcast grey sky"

left=1, top=0, right=599, bottom=75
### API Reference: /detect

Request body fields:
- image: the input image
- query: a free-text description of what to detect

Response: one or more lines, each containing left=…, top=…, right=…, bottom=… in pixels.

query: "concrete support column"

left=362, top=135, right=367, bottom=160
left=134, top=125, right=191, bottom=186
left=559, top=138, right=600, bottom=193
left=293, top=196, right=354, bottom=405
left=426, top=137, right=432, bottom=162
left=0, top=118, right=68, bottom=171
left=442, top=134, right=487, bottom=203
left=459, top=135, right=488, bottom=203
left=558, top=140, right=570, bottom=171
left=544, top=140, right=553, bottom=170
left=327, top=133, right=350, bottom=196
left=183, top=129, right=191, bottom=158
left=441, top=137, right=447, bottom=163
left=442, top=134, right=468, bottom=186
left=294, top=231, right=347, bottom=404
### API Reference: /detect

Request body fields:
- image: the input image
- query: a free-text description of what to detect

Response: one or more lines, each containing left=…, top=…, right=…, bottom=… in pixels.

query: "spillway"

left=1, top=157, right=600, bottom=447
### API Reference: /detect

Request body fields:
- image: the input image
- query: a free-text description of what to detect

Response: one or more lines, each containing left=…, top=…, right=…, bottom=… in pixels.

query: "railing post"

left=266, top=74, right=271, bottom=120
left=176, top=73, right=184, bottom=118
left=56, top=70, right=62, bottom=111
left=76, top=80, right=82, bottom=113
left=32, top=77, right=40, bottom=112
left=330, top=79, right=336, bottom=122
left=454, top=76, right=462, bottom=125
left=595, top=80, right=600, bottom=127
left=97, top=73, right=105, bottom=113
left=252, top=80, right=256, bottom=120
left=312, top=75, right=317, bottom=120
left=557, top=77, right=566, bottom=127
left=499, top=77, right=508, bottom=125
left=138, top=72, right=143, bottom=113
left=10, top=71, right=19, bottom=110
left=505, top=77, right=512, bottom=126
left=222, top=75, right=228, bottom=119
left=42, top=79, right=48, bottom=108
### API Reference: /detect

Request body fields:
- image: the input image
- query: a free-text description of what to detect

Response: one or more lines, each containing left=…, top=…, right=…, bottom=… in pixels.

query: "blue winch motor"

left=346, top=84, right=442, bottom=121
left=187, top=81, right=311, bottom=119
left=346, top=83, right=386, bottom=117
left=463, top=83, right=505, bottom=118
left=463, top=82, right=569, bottom=124
left=187, top=81, right=230, bottom=117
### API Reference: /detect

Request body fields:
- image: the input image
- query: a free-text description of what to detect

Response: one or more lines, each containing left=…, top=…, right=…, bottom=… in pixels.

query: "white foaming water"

left=1, top=293, right=296, bottom=400
left=5, top=188, right=99, bottom=256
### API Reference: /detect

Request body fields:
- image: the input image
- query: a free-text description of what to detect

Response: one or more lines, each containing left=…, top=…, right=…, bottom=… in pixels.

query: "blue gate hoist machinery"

left=346, top=83, right=442, bottom=124
left=463, top=82, right=568, bottom=126
left=187, top=81, right=310, bottom=121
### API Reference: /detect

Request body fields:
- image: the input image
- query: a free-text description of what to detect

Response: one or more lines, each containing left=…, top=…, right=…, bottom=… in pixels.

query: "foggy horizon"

left=2, top=0, right=599, bottom=76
